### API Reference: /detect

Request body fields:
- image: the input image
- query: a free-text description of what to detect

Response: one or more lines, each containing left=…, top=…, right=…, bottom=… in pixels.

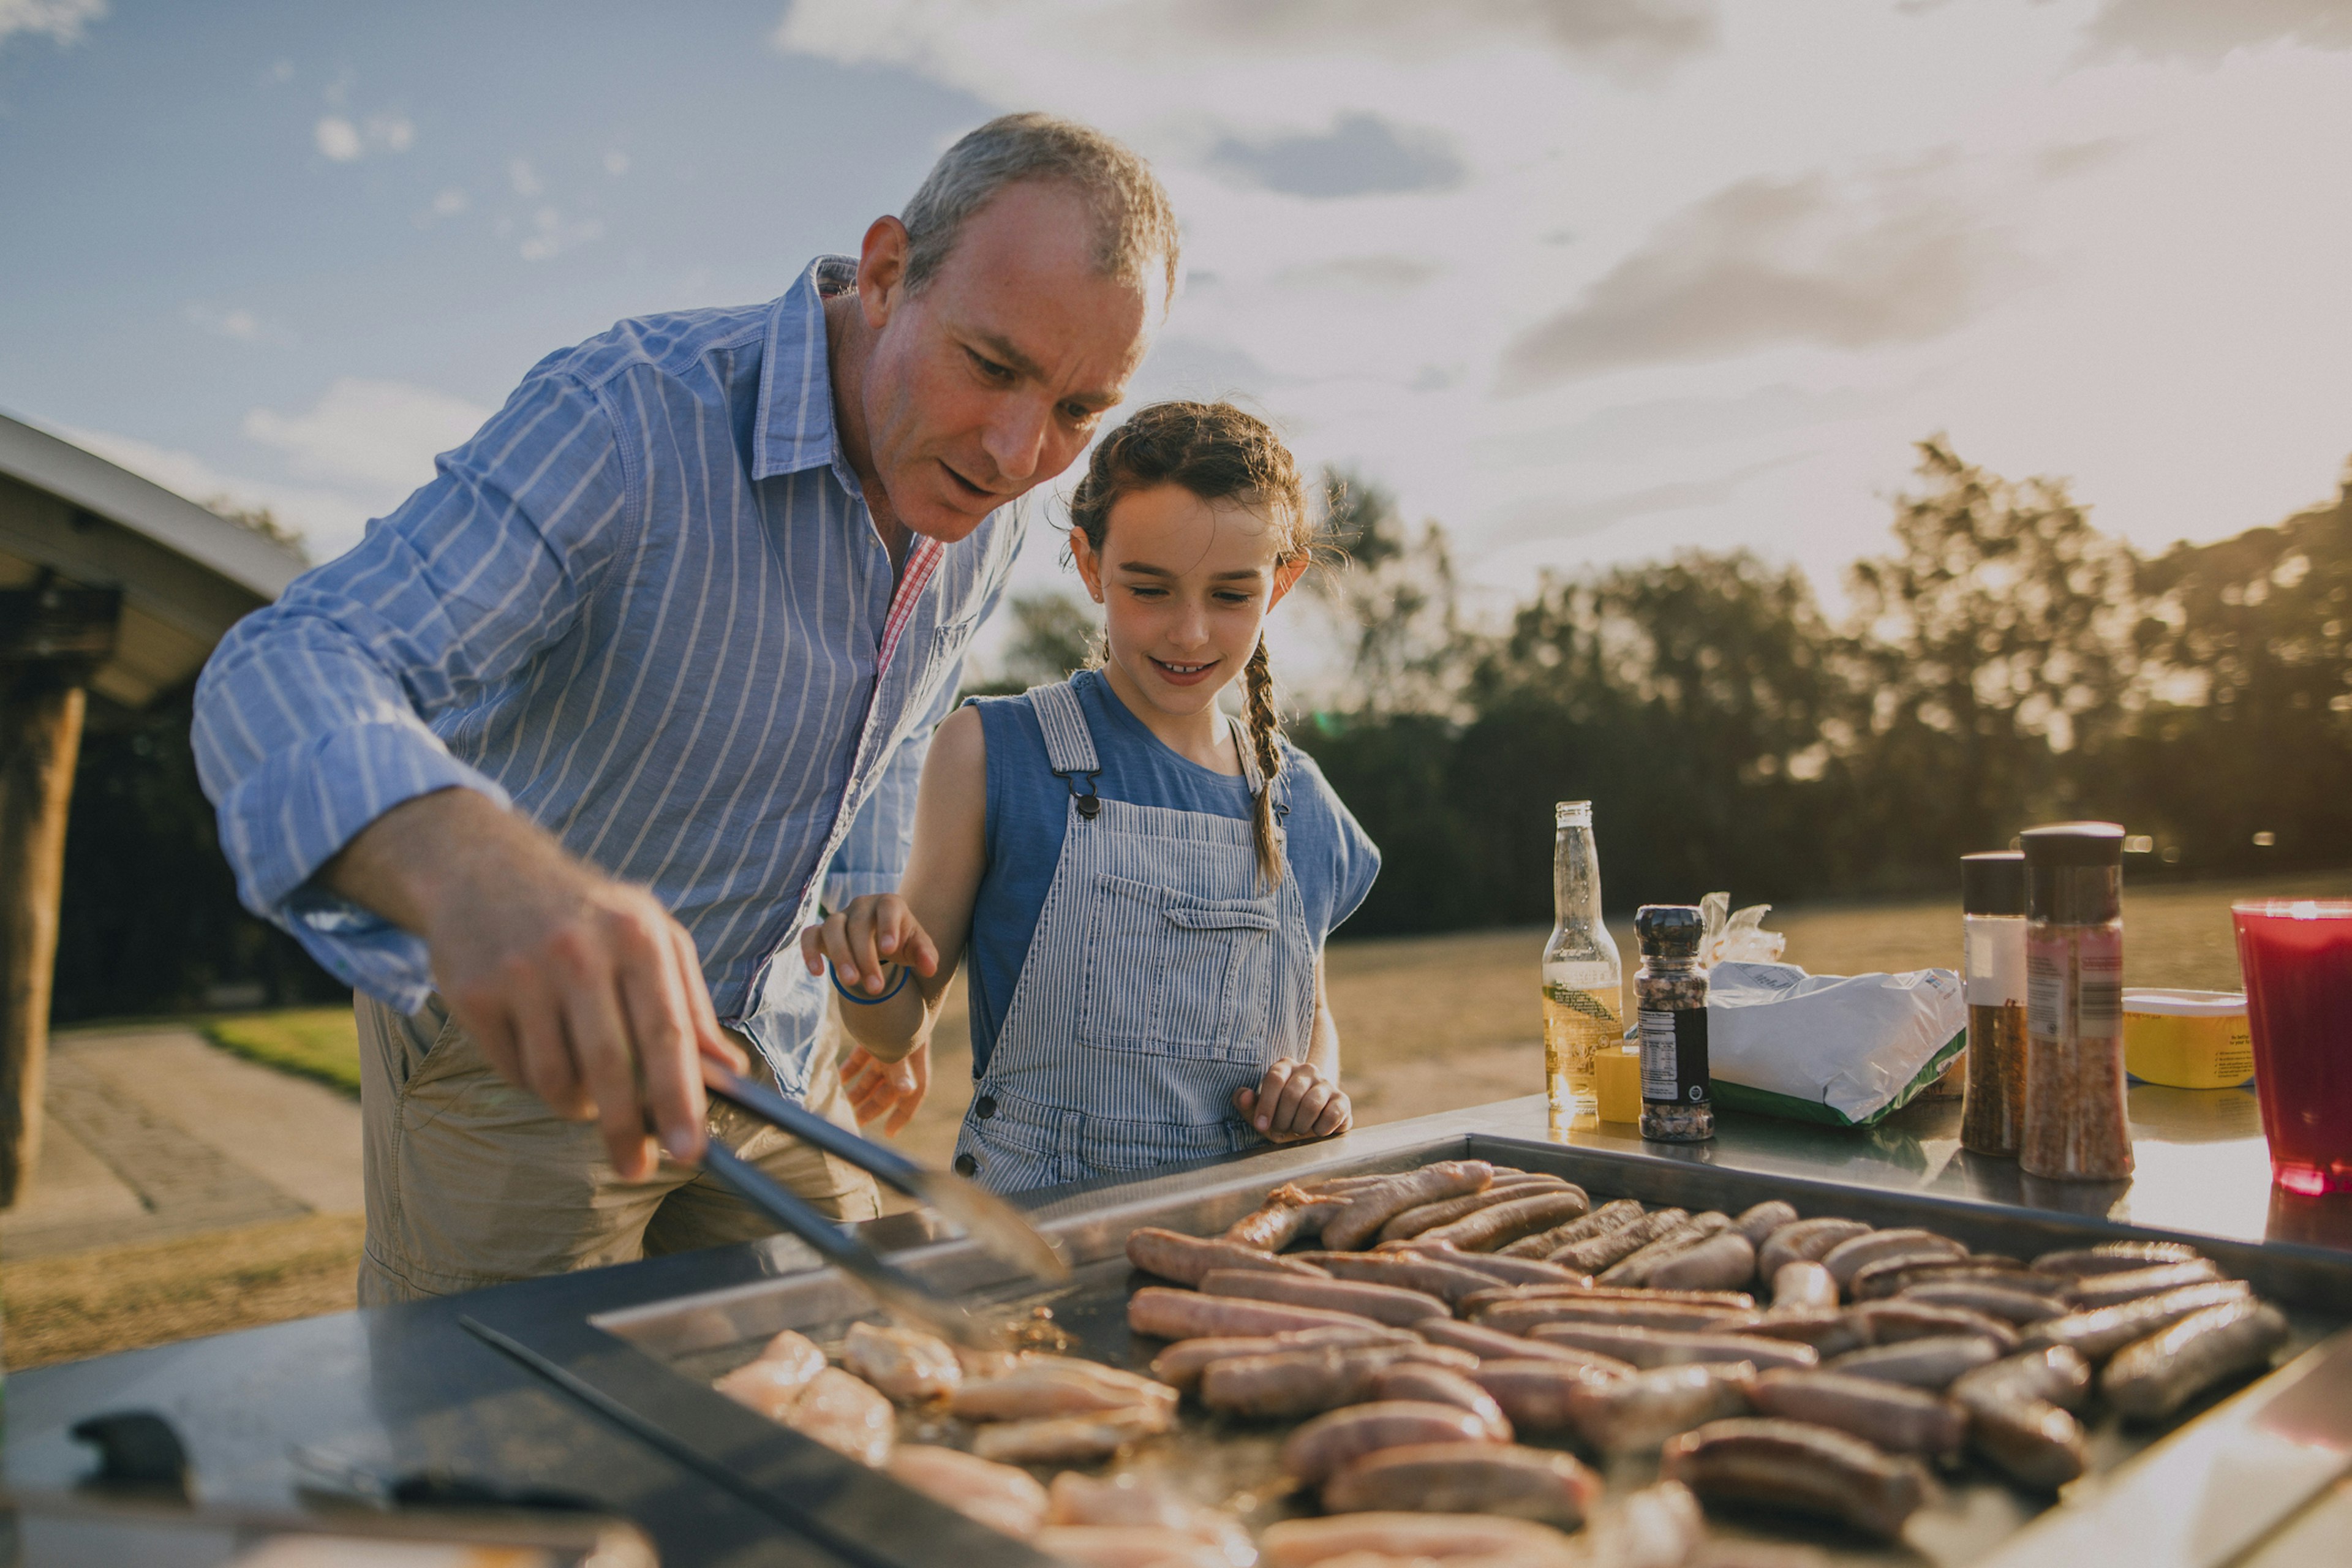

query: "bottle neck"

left=1554, top=823, right=1604, bottom=931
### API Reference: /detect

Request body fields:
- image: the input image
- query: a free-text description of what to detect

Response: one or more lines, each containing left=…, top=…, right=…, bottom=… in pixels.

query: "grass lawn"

left=203, top=1005, right=361, bottom=1097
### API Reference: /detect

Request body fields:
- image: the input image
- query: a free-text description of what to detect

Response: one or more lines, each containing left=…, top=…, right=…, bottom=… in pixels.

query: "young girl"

left=798, top=401, right=1380, bottom=1193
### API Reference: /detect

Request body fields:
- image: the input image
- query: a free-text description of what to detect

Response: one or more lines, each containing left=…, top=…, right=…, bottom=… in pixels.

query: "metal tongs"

left=688, top=1062, right=1069, bottom=1345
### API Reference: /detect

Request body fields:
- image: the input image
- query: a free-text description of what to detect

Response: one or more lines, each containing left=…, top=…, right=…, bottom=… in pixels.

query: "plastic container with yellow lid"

left=2122, top=989, right=2254, bottom=1089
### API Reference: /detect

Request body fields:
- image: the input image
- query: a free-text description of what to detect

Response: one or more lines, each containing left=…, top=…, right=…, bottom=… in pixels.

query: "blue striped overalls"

left=952, top=680, right=1317, bottom=1193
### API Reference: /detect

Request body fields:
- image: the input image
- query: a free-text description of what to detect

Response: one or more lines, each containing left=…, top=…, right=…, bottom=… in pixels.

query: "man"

left=193, top=114, right=1177, bottom=1303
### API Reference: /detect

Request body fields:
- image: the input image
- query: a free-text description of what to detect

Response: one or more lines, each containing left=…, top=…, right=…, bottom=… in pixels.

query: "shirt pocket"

left=1080, top=874, right=1279, bottom=1058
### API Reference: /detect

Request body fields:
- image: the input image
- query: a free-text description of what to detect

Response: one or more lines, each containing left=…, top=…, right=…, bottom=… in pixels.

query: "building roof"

left=0, top=410, right=307, bottom=709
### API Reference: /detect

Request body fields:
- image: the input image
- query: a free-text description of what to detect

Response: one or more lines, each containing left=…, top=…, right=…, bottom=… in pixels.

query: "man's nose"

left=981, top=397, right=1050, bottom=486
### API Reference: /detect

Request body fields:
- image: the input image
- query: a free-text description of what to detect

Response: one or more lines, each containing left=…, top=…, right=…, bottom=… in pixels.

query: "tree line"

left=47, top=438, right=2352, bottom=1019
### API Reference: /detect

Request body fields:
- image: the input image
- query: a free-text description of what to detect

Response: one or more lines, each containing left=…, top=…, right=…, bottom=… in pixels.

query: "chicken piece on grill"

left=1258, top=1512, right=1579, bottom=1567
left=952, top=1355, right=1179, bottom=1421
left=1045, top=1472, right=1257, bottom=1568
left=884, top=1445, right=1047, bottom=1539
left=970, top=1403, right=1175, bottom=1464
left=1035, top=1526, right=1240, bottom=1568
left=785, top=1367, right=895, bottom=1467
left=711, top=1329, right=827, bottom=1422
left=843, top=1321, right=962, bottom=1403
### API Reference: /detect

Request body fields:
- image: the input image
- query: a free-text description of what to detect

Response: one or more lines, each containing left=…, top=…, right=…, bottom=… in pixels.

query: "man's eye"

left=968, top=350, right=1013, bottom=381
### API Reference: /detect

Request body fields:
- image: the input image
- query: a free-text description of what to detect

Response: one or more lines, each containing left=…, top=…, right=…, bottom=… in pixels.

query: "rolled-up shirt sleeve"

left=192, top=368, right=636, bottom=1007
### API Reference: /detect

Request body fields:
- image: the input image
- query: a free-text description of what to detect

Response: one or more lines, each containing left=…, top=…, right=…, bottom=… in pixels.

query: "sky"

left=5, top=0, right=2351, bottom=676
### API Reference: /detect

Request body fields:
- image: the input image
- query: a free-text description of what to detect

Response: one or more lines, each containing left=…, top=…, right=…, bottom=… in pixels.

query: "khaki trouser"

left=355, top=993, right=881, bottom=1305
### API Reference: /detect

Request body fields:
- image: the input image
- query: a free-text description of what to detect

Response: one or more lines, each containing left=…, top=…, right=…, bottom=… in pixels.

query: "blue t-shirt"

left=965, top=669, right=1380, bottom=1076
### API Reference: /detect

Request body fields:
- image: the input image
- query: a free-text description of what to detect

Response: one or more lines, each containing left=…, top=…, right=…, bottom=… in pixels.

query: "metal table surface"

left=6, top=1082, right=2348, bottom=1566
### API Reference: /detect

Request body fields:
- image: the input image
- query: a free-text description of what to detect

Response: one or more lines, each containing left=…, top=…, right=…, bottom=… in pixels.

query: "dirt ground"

left=2, top=868, right=2329, bottom=1371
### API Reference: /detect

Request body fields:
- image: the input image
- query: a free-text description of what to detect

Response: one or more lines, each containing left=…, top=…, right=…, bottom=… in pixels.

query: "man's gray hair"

left=902, top=113, right=1179, bottom=306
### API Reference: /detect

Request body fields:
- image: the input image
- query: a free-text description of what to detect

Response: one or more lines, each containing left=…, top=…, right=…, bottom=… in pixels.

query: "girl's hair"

left=1068, top=401, right=1314, bottom=887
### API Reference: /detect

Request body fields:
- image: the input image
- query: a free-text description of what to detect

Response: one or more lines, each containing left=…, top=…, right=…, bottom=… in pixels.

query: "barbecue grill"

left=458, top=1096, right=2352, bottom=1568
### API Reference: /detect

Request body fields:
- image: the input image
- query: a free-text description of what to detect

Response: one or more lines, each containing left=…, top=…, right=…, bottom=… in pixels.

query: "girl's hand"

left=1234, top=1058, right=1351, bottom=1144
left=842, top=1042, right=930, bottom=1136
left=799, top=895, right=941, bottom=995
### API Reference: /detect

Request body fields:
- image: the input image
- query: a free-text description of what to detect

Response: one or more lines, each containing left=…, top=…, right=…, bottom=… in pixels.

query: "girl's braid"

left=1242, top=636, right=1284, bottom=887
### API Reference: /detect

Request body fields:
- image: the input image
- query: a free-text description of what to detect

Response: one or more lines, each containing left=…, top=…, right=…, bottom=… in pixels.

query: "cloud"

left=1504, top=453, right=1798, bottom=543
left=0, top=0, right=104, bottom=53
left=2078, top=0, right=2352, bottom=62
left=58, top=425, right=368, bottom=556
left=184, top=303, right=296, bottom=346
left=314, top=110, right=413, bottom=162
left=508, top=156, right=542, bottom=197
left=1485, top=383, right=1896, bottom=467
left=775, top=0, right=1718, bottom=87
left=516, top=206, right=604, bottom=262
left=1275, top=254, right=1442, bottom=291
left=1499, top=165, right=2005, bottom=390
left=1208, top=113, right=1466, bottom=198
left=241, top=378, right=491, bottom=491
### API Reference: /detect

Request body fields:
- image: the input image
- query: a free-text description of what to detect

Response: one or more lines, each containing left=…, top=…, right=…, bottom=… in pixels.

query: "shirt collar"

left=752, top=255, right=859, bottom=482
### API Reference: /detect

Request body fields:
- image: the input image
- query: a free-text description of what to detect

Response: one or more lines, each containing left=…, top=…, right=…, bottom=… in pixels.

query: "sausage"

left=1902, top=1281, right=2068, bottom=1323
left=1280, top=1401, right=1503, bottom=1484
left=1376, top=1177, right=1571, bottom=1243
left=1223, top=1185, right=1349, bottom=1251
left=1771, top=1261, right=1839, bottom=1312
left=2064, top=1260, right=2225, bottom=1310
left=1293, top=1250, right=1510, bottom=1307
left=1258, top=1513, right=1584, bottom=1568
left=1420, top=1188, right=1593, bottom=1253
left=1599, top=1213, right=1734, bottom=1287
left=1501, top=1197, right=1646, bottom=1259
left=1819, top=1229, right=1967, bottom=1292
left=1321, top=1163, right=1497, bottom=1251
left=1645, top=1233, right=1758, bottom=1293
left=1477, top=1297, right=1752, bottom=1335
left=1125, top=1227, right=1332, bottom=1286
left=1463, top=1283, right=1754, bottom=1315
left=1321, top=1442, right=1600, bottom=1528
left=2032, top=1240, right=2206, bottom=1276
left=1200, top=1268, right=1450, bottom=1328
left=1410, top=1317, right=1635, bottom=1373
left=1368, top=1365, right=1514, bottom=1439
left=1733, top=1201, right=1801, bottom=1247
left=1825, top=1333, right=2001, bottom=1390
left=1464, top=1359, right=1626, bottom=1432
left=1148, top=1324, right=1422, bottom=1390
left=1756, top=1217, right=1871, bottom=1279
left=2100, top=1300, right=2290, bottom=1420
left=1564, top=1363, right=1756, bottom=1452
left=1199, top=1345, right=1401, bottom=1419
left=1951, top=1344, right=2093, bottom=1411
left=1528, top=1322, right=1819, bottom=1372
left=1719, top=1309, right=1869, bottom=1358
left=1950, top=1348, right=2095, bottom=1490
left=1848, top=1300, right=2019, bottom=1351
left=1853, top=1258, right=2068, bottom=1302
left=1390, top=1243, right=1591, bottom=1288
left=1660, top=1418, right=1933, bottom=1541
left=1127, top=1286, right=1385, bottom=1341
left=1747, top=1369, right=1967, bottom=1458
left=950, top=1357, right=1176, bottom=1420
left=2019, top=1280, right=2255, bottom=1362
left=1555, top=1208, right=1691, bottom=1273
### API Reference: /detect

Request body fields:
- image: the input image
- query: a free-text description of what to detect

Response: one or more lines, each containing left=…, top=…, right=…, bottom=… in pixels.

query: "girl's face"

left=1071, top=483, right=1308, bottom=722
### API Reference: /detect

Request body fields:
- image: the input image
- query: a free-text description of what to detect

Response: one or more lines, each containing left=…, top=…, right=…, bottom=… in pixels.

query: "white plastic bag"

left=1698, top=891, right=1787, bottom=967
left=1706, top=960, right=1966, bottom=1128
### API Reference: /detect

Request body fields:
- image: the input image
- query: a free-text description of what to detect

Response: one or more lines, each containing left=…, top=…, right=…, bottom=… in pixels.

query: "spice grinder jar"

left=2019, top=821, right=2132, bottom=1182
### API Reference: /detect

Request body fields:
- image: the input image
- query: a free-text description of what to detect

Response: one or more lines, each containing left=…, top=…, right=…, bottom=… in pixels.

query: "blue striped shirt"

left=192, top=257, right=1025, bottom=1094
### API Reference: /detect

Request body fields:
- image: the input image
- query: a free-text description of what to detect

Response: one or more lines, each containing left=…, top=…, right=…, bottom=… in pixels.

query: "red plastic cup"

left=2233, top=899, right=2352, bottom=1195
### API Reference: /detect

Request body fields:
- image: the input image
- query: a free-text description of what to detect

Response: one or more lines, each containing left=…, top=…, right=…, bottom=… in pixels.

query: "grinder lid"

left=1962, top=851, right=2026, bottom=916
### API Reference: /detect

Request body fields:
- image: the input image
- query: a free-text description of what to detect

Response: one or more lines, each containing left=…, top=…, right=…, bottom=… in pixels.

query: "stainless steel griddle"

left=460, top=1107, right=2352, bottom=1568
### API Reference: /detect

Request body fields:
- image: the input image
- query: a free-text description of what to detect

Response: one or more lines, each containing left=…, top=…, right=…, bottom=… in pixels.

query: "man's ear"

left=858, top=216, right=911, bottom=329
left=1267, top=555, right=1311, bottom=611
left=1070, top=526, right=1106, bottom=603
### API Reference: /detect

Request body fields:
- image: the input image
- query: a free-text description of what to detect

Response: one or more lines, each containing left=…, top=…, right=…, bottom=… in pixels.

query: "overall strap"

left=1028, top=680, right=1104, bottom=820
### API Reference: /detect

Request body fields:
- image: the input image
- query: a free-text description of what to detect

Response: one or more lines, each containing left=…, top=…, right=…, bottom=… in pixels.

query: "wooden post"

left=1, top=583, right=118, bottom=1210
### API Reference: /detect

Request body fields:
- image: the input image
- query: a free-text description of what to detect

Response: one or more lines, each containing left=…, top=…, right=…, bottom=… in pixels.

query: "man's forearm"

left=319, top=786, right=577, bottom=935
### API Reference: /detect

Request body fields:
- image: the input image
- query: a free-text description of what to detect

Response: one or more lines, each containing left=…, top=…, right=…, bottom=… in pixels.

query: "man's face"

left=856, top=182, right=1155, bottom=542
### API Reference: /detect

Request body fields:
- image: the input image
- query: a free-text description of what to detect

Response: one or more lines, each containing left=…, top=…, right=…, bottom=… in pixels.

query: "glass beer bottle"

left=1542, top=801, right=1623, bottom=1131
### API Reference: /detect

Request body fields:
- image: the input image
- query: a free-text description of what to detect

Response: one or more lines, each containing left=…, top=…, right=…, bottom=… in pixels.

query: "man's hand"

left=322, top=789, right=746, bottom=1179
left=1233, top=1058, right=1351, bottom=1145
left=799, top=894, right=941, bottom=994
left=842, top=1042, right=930, bottom=1136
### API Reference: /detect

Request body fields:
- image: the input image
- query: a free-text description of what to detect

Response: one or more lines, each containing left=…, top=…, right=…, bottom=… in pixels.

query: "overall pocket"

left=1079, top=874, right=1278, bottom=1057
